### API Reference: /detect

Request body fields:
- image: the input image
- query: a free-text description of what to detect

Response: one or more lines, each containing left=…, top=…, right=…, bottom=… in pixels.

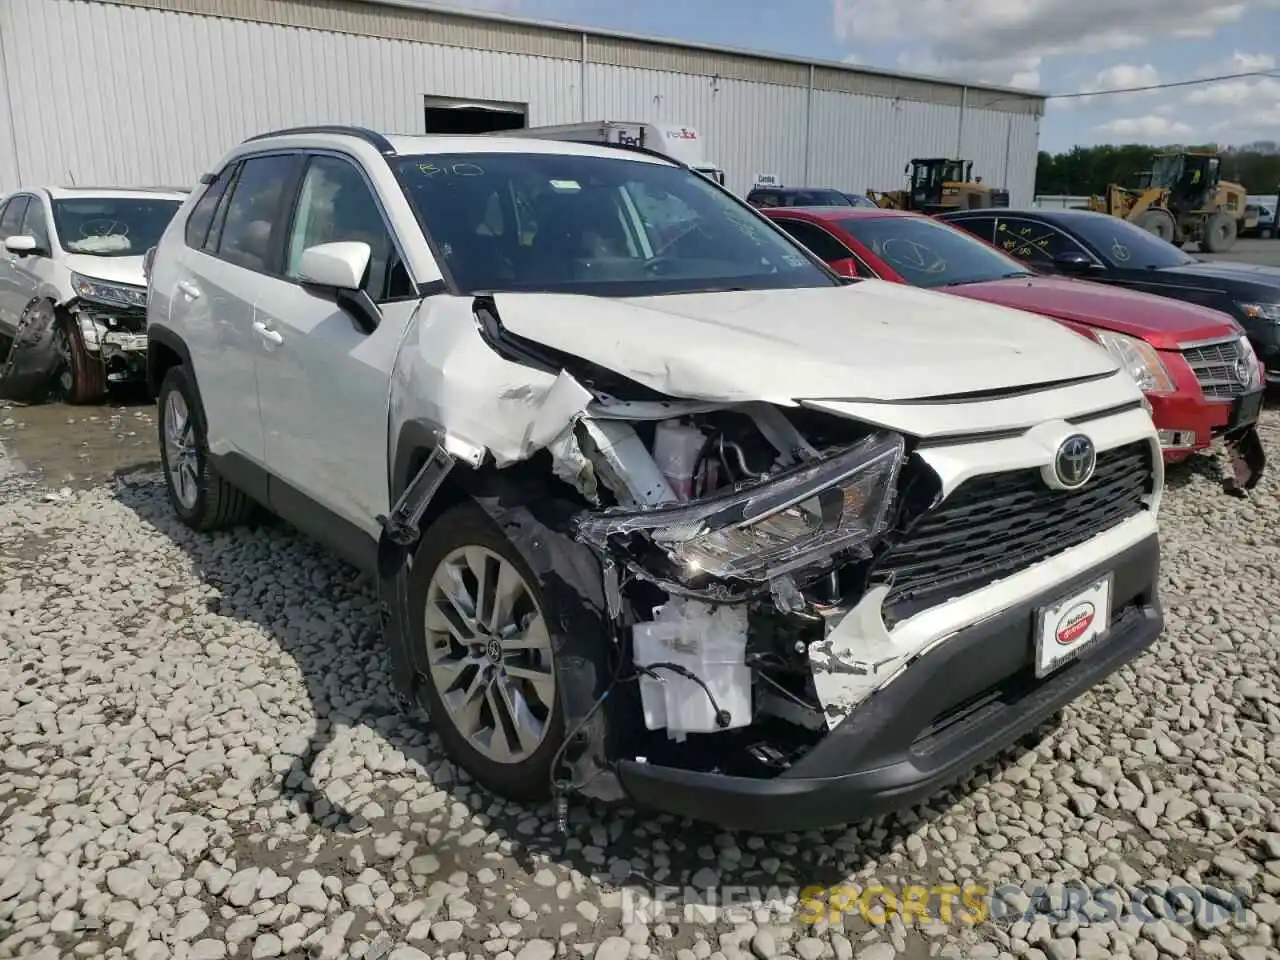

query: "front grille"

left=1182, top=337, right=1249, bottom=399
left=874, top=441, right=1153, bottom=626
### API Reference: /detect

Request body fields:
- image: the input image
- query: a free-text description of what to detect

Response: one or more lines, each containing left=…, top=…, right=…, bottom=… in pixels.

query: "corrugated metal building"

left=0, top=0, right=1045, bottom=201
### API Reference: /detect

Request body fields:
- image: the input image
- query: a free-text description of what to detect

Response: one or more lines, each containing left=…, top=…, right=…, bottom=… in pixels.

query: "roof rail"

left=242, top=125, right=397, bottom=156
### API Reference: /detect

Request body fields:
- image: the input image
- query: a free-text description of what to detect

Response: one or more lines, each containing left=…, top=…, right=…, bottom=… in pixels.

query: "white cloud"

left=1056, top=63, right=1161, bottom=109
left=1087, top=63, right=1161, bottom=92
left=1095, top=115, right=1194, bottom=140
left=1226, top=50, right=1277, bottom=71
left=833, top=0, right=1280, bottom=88
left=1186, top=77, right=1274, bottom=105
left=894, top=50, right=1043, bottom=90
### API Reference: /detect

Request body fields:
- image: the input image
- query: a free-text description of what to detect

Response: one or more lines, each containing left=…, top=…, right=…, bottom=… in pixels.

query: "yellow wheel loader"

left=867, top=158, right=1010, bottom=213
left=1087, top=151, right=1257, bottom=253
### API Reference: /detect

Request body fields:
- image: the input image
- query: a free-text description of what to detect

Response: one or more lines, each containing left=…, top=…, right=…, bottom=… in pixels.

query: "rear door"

left=252, top=151, right=420, bottom=541
left=166, top=152, right=302, bottom=467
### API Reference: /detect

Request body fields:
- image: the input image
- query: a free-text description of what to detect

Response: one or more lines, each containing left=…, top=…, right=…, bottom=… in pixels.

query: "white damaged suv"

left=0, top=186, right=186, bottom=403
left=145, top=126, right=1164, bottom=831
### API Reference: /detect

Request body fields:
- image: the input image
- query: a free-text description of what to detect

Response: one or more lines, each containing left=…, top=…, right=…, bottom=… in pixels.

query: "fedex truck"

left=494, top=121, right=727, bottom=185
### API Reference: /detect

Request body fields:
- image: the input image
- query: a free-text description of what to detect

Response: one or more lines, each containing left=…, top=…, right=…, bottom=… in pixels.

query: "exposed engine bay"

left=0, top=297, right=146, bottom=402
left=375, top=296, right=1159, bottom=824
left=554, top=399, right=919, bottom=781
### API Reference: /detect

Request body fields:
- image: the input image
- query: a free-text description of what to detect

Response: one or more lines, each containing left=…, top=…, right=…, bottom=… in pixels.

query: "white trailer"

left=495, top=121, right=727, bottom=185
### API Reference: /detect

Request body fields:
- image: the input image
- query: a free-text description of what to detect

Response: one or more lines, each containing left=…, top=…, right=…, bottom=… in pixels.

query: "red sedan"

left=764, top=206, right=1266, bottom=467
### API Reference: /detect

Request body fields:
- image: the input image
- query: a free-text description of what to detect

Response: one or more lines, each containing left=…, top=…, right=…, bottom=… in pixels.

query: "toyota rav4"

left=144, top=126, right=1165, bottom=832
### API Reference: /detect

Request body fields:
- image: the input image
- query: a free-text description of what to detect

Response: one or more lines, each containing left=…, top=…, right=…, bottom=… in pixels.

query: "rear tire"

left=1201, top=212, right=1237, bottom=253
left=156, top=364, right=253, bottom=531
left=1136, top=209, right=1176, bottom=242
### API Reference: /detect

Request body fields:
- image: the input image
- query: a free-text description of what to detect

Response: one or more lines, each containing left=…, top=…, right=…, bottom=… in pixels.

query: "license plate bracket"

left=1230, top=389, right=1264, bottom=428
left=1034, top=575, right=1112, bottom=679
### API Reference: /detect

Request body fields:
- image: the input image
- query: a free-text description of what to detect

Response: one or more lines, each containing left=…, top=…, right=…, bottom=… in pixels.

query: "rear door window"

left=995, top=217, right=1088, bottom=269
left=948, top=215, right=996, bottom=243
left=186, top=166, right=236, bottom=250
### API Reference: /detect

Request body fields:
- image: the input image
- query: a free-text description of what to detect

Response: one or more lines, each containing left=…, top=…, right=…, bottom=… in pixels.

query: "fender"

left=376, top=423, right=623, bottom=802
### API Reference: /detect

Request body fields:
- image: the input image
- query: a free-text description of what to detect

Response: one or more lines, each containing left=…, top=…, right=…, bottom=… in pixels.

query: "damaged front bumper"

left=0, top=297, right=147, bottom=401
left=614, top=534, right=1162, bottom=833
left=77, top=304, right=149, bottom=382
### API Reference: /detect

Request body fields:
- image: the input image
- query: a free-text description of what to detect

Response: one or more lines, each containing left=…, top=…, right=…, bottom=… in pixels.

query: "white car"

left=145, top=126, right=1165, bottom=831
left=0, top=186, right=187, bottom=403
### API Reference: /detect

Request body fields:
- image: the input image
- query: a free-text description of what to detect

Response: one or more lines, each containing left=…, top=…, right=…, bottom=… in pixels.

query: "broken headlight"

left=71, top=272, right=148, bottom=309
left=579, top=432, right=905, bottom=582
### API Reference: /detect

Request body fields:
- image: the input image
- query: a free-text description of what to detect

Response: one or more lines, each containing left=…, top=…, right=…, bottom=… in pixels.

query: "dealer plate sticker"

left=1035, top=575, right=1112, bottom=678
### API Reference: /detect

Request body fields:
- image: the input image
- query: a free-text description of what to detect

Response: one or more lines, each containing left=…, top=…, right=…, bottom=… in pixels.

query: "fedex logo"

left=665, top=127, right=698, bottom=140
left=615, top=131, right=644, bottom=147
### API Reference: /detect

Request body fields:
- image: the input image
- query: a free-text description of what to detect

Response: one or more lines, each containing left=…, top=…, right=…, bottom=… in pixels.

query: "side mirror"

left=297, top=241, right=380, bottom=335
left=1052, top=250, right=1100, bottom=274
left=5, top=235, right=39, bottom=256
left=298, top=241, right=370, bottom=291
left=829, top=257, right=860, bottom=278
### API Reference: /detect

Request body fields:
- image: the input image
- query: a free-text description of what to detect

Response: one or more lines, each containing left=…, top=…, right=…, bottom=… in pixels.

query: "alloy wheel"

left=163, top=390, right=200, bottom=510
left=423, top=546, right=556, bottom=764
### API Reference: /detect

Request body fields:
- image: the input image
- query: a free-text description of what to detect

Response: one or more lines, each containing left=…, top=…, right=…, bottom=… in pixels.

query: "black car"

left=746, top=186, right=852, bottom=208
left=939, top=207, right=1280, bottom=383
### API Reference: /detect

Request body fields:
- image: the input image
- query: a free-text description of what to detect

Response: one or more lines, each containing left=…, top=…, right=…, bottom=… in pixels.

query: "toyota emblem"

left=1053, top=434, right=1096, bottom=489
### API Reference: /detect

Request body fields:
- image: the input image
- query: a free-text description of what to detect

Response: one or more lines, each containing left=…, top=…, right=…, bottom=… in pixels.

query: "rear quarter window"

left=185, top=166, right=236, bottom=250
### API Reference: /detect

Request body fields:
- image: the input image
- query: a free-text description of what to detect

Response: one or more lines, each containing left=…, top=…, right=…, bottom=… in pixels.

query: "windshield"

left=1067, top=214, right=1196, bottom=269
left=835, top=215, right=1031, bottom=288
left=393, top=153, right=836, bottom=296
left=52, top=197, right=182, bottom=257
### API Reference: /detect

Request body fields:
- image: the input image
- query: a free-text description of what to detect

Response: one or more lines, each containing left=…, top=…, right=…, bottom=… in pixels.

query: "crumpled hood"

left=62, top=253, right=147, bottom=289
left=493, top=281, right=1118, bottom=404
left=946, top=274, right=1239, bottom=350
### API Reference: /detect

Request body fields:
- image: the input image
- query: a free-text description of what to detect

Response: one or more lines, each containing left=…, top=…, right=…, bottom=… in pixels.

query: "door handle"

left=252, top=320, right=284, bottom=345
left=176, top=280, right=201, bottom=299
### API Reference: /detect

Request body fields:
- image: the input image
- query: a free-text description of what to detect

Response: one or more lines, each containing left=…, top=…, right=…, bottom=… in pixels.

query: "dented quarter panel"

left=491, top=282, right=1119, bottom=405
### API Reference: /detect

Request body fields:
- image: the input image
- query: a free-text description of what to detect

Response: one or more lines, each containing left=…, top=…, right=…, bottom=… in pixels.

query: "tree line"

left=1035, top=145, right=1280, bottom=197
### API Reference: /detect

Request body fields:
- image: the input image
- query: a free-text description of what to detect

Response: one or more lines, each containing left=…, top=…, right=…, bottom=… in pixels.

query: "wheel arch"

left=147, top=324, right=203, bottom=408
left=381, top=417, right=621, bottom=801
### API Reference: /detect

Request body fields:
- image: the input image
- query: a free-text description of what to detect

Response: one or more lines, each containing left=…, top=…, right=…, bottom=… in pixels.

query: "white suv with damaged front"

left=0, top=186, right=186, bottom=403
left=145, top=126, right=1164, bottom=832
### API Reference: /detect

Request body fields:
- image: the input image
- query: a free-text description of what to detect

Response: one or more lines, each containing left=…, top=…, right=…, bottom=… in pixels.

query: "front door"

left=253, top=152, right=420, bottom=538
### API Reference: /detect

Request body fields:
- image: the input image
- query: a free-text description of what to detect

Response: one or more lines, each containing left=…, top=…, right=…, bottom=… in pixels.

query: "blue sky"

left=454, top=0, right=1280, bottom=153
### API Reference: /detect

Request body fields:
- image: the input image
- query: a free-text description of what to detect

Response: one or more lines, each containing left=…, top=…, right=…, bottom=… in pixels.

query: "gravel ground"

left=2, top=408, right=1280, bottom=960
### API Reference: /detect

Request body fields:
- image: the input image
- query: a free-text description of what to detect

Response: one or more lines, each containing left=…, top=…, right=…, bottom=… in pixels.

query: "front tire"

left=1136, top=209, right=1176, bottom=242
left=156, top=365, right=253, bottom=531
left=1201, top=212, right=1238, bottom=253
left=409, top=502, right=564, bottom=802
left=50, top=306, right=108, bottom=405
